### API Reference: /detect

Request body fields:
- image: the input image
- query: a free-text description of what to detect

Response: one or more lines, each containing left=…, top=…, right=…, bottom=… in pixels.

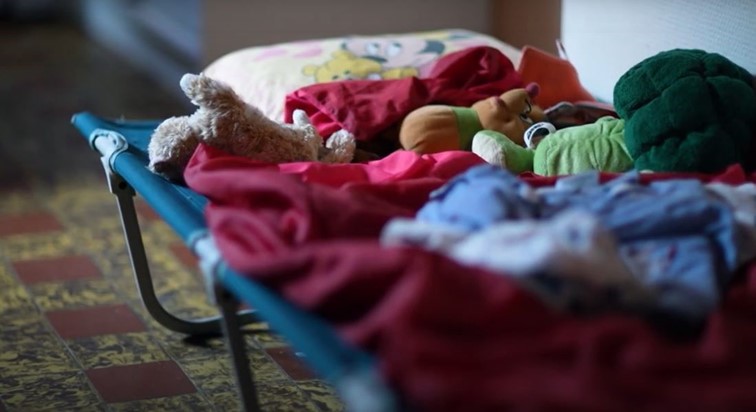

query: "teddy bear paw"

left=292, top=109, right=313, bottom=127
left=321, top=129, right=356, bottom=163
left=147, top=115, right=200, bottom=181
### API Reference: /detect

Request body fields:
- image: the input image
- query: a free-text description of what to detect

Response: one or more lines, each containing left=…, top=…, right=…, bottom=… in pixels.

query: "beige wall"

left=203, top=0, right=491, bottom=65
left=491, top=0, right=562, bottom=55
left=80, top=0, right=565, bottom=94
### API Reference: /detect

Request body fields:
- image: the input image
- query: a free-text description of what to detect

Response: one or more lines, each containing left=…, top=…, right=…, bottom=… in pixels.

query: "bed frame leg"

left=216, top=283, right=260, bottom=412
left=104, top=168, right=258, bottom=336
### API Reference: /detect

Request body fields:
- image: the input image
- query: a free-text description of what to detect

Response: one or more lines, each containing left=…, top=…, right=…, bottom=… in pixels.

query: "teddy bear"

left=147, top=73, right=356, bottom=181
left=397, top=84, right=549, bottom=157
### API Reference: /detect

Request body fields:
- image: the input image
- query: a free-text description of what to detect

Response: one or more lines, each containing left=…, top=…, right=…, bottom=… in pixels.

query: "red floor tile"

left=46, top=304, right=146, bottom=340
left=169, top=243, right=198, bottom=268
left=266, top=347, right=316, bottom=380
left=86, top=360, right=196, bottom=403
left=0, top=211, right=63, bottom=236
left=13, top=255, right=102, bottom=284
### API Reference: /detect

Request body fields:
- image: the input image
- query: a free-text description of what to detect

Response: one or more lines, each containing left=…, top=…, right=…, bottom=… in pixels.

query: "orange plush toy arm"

left=399, top=104, right=488, bottom=154
left=398, top=85, right=545, bottom=155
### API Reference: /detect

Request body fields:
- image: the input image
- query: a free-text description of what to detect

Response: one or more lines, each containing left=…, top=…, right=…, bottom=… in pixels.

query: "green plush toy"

left=472, top=116, right=634, bottom=176
left=613, top=49, right=756, bottom=173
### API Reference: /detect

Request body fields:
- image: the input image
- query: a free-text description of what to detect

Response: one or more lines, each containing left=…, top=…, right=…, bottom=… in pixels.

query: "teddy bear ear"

left=179, top=73, right=199, bottom=93
left=525, top=82, right=540, bottom=98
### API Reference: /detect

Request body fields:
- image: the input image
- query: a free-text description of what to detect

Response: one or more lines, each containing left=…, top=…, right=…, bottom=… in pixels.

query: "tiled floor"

left=0, top=19, right=342, bottom=412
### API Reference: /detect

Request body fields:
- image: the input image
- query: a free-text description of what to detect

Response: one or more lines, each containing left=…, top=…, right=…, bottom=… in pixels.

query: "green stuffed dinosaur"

left=472, top=116, right=634, bottom=176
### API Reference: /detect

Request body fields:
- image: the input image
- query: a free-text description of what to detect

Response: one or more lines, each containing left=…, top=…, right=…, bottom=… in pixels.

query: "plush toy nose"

left=525, top=82, right=540, bottom=99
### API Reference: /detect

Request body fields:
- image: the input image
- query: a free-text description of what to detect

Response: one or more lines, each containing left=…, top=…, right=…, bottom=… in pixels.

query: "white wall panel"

left=561, top=0, right=756, bottom=102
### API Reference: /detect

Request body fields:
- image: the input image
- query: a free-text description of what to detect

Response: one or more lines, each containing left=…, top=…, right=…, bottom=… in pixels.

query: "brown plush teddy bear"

left=398, top=84, right=547, bottom=156
left=147, top=73, right=356, bottom=181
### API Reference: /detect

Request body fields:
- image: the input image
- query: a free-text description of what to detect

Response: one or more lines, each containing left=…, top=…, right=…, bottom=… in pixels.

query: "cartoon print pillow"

left=203, top=29, right=522, bottom=121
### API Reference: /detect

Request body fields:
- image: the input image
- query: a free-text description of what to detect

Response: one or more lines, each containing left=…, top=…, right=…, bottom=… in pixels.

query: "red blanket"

left=185, top=146, right=756, bottom=412
left=283, top=46, right=523, bottom=142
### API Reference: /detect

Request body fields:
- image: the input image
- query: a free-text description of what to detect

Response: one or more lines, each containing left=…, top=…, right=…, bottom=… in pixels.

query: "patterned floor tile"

left=146, top=288, right=219, bottom=319
left=256, top=381, right=321, bottom=412
left=67, top=223, right=128, bottom=254
left=43, top=181, right=117, bottom=228
left=0, top=232, right=83, bottom=261
left=86, top=360, right=197, bottom=403
left=0, top=284, right=37, bottom=317
left=0, top=371, right=104, bottom=412
left=46, top=303, right=146, bottom=340
left=0, top=211, right=63, bottom=237
left=253, top=331, right=291, bottom=348
left=181, top=350, right=288, bottom=394
left=0, top=337, right=77, bottom=378
left=1, top=314, right=57, bottom=345
left=179, top=356, right=236, bottom=400
left=298, top=380, right=345, bottom=412
left=201, top=380, right=321, bottom=412
left=152, top=330, right=235, bottom=361
left=108, top=393, right=212, bottom=412
left=12, top=254, right=101, bottom=284
left=29, top=278, right=121, bottom=311
left=66, top=332, right=170, bottom=369
left=248, top=349, right=291, bottom=381
left=0, top=264, right=15, bottom=287
left=140, top=221, right=189, bottom=250
left=91, top=254, right=139, bottom=300
left=204, top=392, right=240, bottom=412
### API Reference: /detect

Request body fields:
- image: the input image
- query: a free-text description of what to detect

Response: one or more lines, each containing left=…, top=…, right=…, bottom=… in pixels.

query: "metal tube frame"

left=106, top=169, right=263, bottom=410
left=215, top=283, right=260, bottom=412
left=104, top=167, right=257, bottom=334
left=89, top=128, right=263, bottom=410
left=90, top=127, right=258, bottom=335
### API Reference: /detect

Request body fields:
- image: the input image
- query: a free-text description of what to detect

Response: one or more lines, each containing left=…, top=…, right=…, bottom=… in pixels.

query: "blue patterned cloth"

left=416, top=165, right=751, bottom=325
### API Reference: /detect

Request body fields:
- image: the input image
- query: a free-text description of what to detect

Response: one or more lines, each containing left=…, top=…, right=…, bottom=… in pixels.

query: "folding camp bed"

left=71, top=112, right=399, bottom=412
left=68, top=11, right=756, bottom=409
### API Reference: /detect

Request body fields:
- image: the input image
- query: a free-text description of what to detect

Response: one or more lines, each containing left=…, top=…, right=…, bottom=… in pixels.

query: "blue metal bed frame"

left=71, top=112, right=398, bottom=412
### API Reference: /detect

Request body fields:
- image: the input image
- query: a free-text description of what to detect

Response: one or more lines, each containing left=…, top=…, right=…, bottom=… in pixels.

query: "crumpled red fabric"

left=184, top=148, right=756, bottom=412
left=283, top=46, right=523, bottom=142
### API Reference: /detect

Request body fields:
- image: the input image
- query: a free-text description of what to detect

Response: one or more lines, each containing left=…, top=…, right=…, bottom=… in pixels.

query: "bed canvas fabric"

left=203, top=29, right=521, bottom=122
